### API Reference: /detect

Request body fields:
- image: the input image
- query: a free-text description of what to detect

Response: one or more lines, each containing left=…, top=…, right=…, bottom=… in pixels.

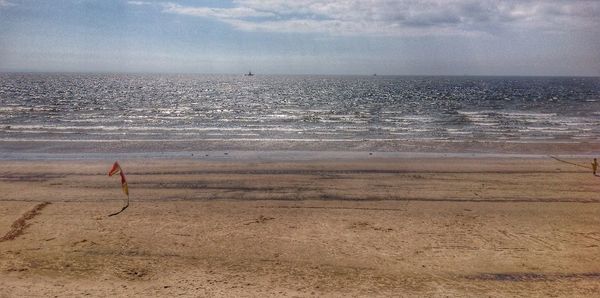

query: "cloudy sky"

left=0, top=0, right=599, bottom=75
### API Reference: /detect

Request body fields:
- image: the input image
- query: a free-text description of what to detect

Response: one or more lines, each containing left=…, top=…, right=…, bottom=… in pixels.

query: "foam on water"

left=1, top=74, right=599, bottom=146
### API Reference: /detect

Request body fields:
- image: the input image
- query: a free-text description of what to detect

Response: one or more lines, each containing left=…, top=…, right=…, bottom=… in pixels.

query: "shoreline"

left=0, top=150, right=597, bottom=162
left=1, top=139, right=599, bottom=160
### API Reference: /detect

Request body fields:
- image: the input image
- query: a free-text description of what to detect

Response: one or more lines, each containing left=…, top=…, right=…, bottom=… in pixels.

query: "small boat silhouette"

left=245, top=70, right=254, bottom=76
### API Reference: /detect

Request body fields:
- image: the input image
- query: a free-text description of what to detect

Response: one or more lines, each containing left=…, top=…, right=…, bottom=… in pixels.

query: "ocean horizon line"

left=1, top=71, right=599, bottom=79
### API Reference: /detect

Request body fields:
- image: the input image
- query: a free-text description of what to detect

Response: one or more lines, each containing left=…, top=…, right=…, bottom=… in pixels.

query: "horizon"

left=2, top=71, right=600, bottom=78
left=1, top=0, right=599, bottom=76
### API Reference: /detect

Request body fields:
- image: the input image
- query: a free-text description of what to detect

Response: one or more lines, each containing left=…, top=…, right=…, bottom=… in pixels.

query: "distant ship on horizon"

left=245, top=70, right=254, bottom=76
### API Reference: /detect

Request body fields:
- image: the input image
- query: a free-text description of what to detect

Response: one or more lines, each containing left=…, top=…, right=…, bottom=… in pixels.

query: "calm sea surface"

left=1, top=73, right=599, bottom=145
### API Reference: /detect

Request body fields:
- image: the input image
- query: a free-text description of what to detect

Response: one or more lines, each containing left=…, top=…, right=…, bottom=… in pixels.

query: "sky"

left=0, top=0, right=599, bottom=76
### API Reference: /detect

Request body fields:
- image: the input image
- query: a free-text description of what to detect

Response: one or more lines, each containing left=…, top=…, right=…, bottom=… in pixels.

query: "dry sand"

left=1, top=156, right=600, bottom=297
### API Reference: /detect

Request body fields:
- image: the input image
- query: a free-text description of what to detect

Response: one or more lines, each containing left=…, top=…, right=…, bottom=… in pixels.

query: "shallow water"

left=1, top=73, right=599, bottom=145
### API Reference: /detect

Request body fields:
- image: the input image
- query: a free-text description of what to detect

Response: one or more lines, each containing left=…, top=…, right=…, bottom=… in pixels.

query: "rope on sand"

left=549, top=155, right=592, bottom=170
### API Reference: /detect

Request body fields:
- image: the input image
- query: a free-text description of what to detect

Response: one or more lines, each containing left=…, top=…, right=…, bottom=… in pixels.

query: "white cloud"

left=127, top=1, right=152, bottom=5
left=163, top=3, right=274, bottom=19
left=136, top=0, right=600, bottom=36
left=0, top=0, right=15, bottom=8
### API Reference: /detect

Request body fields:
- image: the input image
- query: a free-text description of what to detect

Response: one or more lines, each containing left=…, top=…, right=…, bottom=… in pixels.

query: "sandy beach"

left=1, top=155, right=600, bottom=297
left=2, top=0, right=600, bottom=296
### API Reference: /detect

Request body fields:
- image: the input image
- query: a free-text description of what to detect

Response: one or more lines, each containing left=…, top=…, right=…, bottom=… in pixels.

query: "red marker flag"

left=108, top=161, right=129, bottom=196
left=108, top=161, right=130, bottom=216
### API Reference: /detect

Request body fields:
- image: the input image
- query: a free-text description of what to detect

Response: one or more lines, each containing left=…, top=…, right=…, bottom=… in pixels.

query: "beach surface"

left=1, top=155, right=600, bottom=297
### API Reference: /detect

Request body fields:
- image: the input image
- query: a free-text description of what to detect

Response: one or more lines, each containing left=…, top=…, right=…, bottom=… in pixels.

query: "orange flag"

left=108, top=161, right=129, bottom=196
left=107, top=161, right=130, bottom=217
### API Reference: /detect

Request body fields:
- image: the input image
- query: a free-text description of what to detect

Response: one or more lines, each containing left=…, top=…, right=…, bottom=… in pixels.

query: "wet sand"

left=1, top=157, right=600, bottom=297
left=2, top=139, right=600, bottom=158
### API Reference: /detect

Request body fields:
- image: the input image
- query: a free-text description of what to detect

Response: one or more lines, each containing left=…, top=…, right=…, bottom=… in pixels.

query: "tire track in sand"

left=0, top=202, right=51, bottom=242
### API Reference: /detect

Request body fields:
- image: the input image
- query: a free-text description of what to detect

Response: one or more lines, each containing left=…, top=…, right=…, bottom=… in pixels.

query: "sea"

left=1, top=73, right=599, bottom=157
